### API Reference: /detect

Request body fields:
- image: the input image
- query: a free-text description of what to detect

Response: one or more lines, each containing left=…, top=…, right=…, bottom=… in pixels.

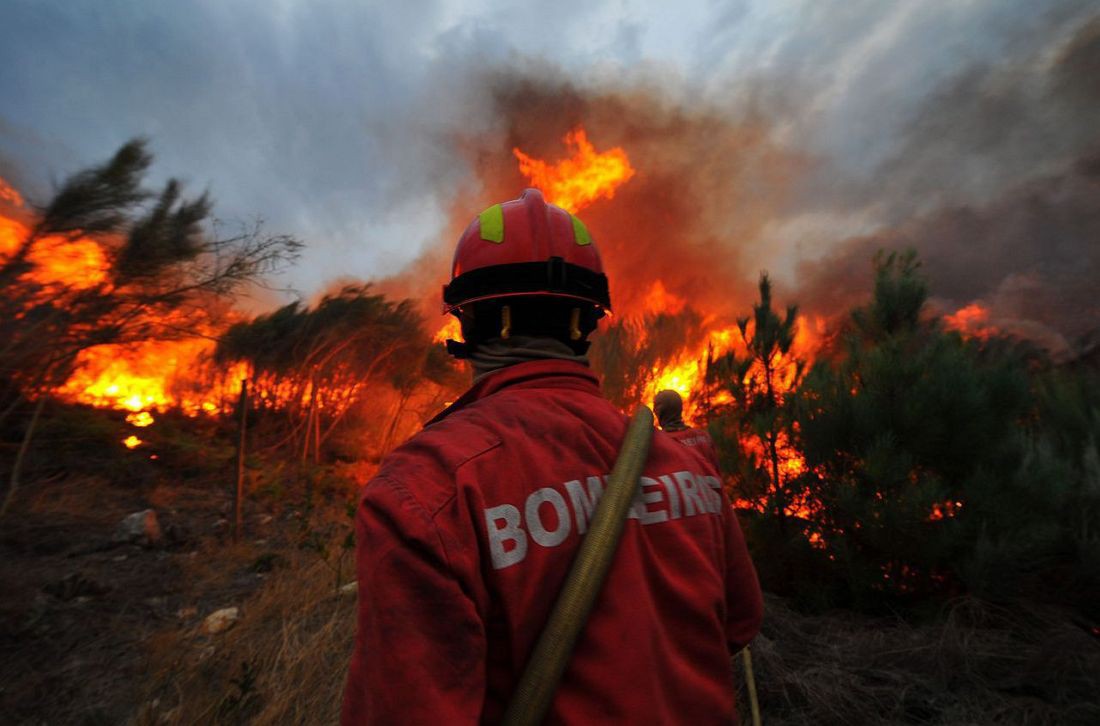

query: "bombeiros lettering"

left=485, top=470, right=725, bottom=570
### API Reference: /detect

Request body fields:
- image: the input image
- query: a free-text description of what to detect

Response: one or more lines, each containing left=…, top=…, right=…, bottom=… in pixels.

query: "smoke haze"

left=1, top=1, right=1097, bottom=348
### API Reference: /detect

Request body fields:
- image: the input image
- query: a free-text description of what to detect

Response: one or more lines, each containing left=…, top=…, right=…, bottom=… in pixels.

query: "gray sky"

left=2, top=1, right=1097, bottom=337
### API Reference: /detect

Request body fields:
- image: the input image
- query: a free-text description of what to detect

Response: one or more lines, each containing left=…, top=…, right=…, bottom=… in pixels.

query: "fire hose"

left=500, top=407, right=654, bottom=726
left=499, top=406, right=763, bottom=725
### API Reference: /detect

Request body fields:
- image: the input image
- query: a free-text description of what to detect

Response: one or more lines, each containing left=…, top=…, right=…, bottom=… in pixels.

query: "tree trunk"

left=763, top=358, right=787, bottom=534
left=1, top=396, right=47, bottom=522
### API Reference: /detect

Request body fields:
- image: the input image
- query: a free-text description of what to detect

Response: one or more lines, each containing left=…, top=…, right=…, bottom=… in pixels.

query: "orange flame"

left=0, top=215, right=109, bottom=290
left=433, top=317, right=463, bottom=344
left=126, top=411, right=155, bottom=427
left=0, top=177, right=23, bottom=207
left=122, top=435, right=142, bottom=449
left=514, top=127, right=635, bottom=213
left=54, top=338, right=251, bottom=416
left=929, top=500, right=963, bottom=521
left=432, top=126, right=636, bottom=342
left=643, top=315, right=825, bottom=427
left=1, top=174, right=255, bottom=418
left=944, top=302, right=996, bottom=340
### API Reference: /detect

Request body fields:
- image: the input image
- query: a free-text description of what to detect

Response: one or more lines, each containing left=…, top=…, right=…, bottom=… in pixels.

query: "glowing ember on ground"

left=929, top=500, right=963, bottom=521
left=122, top=435, right=143, bottom=449
left=0, top=215, right=110, bottom=290
left=126, top=411, right=155, bottom=427
left=514, top=127, right=635, bottom=214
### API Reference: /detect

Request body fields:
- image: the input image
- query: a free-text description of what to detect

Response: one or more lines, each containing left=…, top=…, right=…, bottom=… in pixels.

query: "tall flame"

left=514, top=128, right=635, bottom=213
left=433, top=125, right=637, bottom=341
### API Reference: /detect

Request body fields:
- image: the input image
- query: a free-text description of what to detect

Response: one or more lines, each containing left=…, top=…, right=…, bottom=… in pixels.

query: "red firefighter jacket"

left=342, top=360, right=763, bottom=725
left=666, top=426, right=720, bottom=470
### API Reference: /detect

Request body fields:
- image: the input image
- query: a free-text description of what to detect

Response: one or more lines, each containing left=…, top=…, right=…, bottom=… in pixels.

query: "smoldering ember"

left=1, top=3, right=1099, bottom=725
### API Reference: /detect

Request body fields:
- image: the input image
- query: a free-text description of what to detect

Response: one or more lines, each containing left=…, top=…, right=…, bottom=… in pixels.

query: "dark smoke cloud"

left=795, top=13, right=1100, bottom=352
left=2, top=0, right=1098, bottom=355
left=378, top=66, right=806, bottom=331
left=386, top=10, right=1100, bottom=359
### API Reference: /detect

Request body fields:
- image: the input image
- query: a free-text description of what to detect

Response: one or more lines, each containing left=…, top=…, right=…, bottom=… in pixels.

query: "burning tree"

left=215, top=285, right=460, bottom=468
left=0, top=139, right=300, bottom=515
left=796, top=252, right=1034, bottom=605
left=703, top=273, right=809, bottom=533
left=0, top=139, right=299, bottom=409
left=589, top=309, right=706, bottom=413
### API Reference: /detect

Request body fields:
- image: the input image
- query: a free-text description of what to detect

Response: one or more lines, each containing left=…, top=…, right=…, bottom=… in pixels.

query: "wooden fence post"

left=234, top=379, right=249, bottom=543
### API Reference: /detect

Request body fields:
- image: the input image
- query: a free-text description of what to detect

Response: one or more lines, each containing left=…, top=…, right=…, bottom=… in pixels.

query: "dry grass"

left=736, top=595, right=1100, bottom=725
left=136, top=553, right=356, bottom=725
left=133, top=561, right=1100, bottom=725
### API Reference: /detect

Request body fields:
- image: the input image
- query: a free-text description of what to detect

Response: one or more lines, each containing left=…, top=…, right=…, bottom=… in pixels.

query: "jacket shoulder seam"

left=427, top=435, right=502, bottom=518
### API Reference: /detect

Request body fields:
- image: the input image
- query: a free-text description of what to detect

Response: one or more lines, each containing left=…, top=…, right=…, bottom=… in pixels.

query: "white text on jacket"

left=483, top=471, right=723, bottom=570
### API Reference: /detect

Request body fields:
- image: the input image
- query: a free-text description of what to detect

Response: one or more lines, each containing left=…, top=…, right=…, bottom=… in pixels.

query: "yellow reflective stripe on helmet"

left=571, top=215, right=592, bottom=246
left=479, top=204, right=505, bottom=243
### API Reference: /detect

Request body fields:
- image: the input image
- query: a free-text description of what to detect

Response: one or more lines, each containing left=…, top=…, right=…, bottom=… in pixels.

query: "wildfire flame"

left=433, top=317, right=463, bottom=344
left=54, top=338, right=248, bottom=416
left=0, top=178, right=23, bottom=207
left=122, top=435, right=142, bottom=449
left=514, top=128, right=635, bottom=213
left=644, top=314, right=825, bottom=427
left=126, top=411, right=155, bottom=427
left=944, top=302, right=996, bottom=340
left=1, top=175, right=250, bottom=420
left=0, top=215, right=110, bottom=290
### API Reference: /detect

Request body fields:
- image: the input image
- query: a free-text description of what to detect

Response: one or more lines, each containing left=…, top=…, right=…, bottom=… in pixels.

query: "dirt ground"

left=0, top=475, right=341, bottom=725
left=3, top=475, right=1099, bottom=725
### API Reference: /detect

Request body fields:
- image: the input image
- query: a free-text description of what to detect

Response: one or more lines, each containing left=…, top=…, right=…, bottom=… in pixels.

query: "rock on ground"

left=113, top=510, right=162, bottom=546
left=202, top=607, right=239, bottom=634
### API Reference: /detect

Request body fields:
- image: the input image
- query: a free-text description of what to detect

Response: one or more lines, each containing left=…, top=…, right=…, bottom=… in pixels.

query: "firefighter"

left=342, top=189, right=763, bottom=724
left=654, top=388, right=720, bottom=468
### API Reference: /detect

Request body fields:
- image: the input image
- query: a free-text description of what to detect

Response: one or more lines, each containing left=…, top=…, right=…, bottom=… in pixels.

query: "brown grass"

left=735, top=595, right=1100, bottom=725
left=133, top=561, right=1100, bottom=725
left=136, top=553, right=355, bottom=725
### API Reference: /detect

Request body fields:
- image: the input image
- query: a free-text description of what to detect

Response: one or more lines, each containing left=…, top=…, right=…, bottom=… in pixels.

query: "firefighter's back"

left=383, top=361, right=759, bottom=723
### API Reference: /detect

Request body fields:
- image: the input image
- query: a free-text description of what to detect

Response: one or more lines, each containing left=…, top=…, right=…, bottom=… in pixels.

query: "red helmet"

left=442, top=188, right=612, bottom=314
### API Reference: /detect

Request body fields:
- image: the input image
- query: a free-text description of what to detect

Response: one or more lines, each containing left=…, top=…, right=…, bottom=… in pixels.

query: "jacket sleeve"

left=342, top=475, right=486, bottom=725
left=722, top=505, right=764, bottom=652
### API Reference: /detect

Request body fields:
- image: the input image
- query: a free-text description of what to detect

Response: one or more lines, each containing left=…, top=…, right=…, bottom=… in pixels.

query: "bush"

left=717, top=251, right=1100, bottom=615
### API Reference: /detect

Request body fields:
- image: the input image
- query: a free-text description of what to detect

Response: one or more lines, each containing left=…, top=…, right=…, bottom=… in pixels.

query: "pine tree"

left=797, top=251, right=1032, bottom=605
left=704, top=273, right=807, bottom=534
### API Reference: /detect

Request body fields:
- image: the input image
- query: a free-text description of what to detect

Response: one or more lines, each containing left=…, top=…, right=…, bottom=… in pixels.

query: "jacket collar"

left=426, top=359, right=602, bottom=426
